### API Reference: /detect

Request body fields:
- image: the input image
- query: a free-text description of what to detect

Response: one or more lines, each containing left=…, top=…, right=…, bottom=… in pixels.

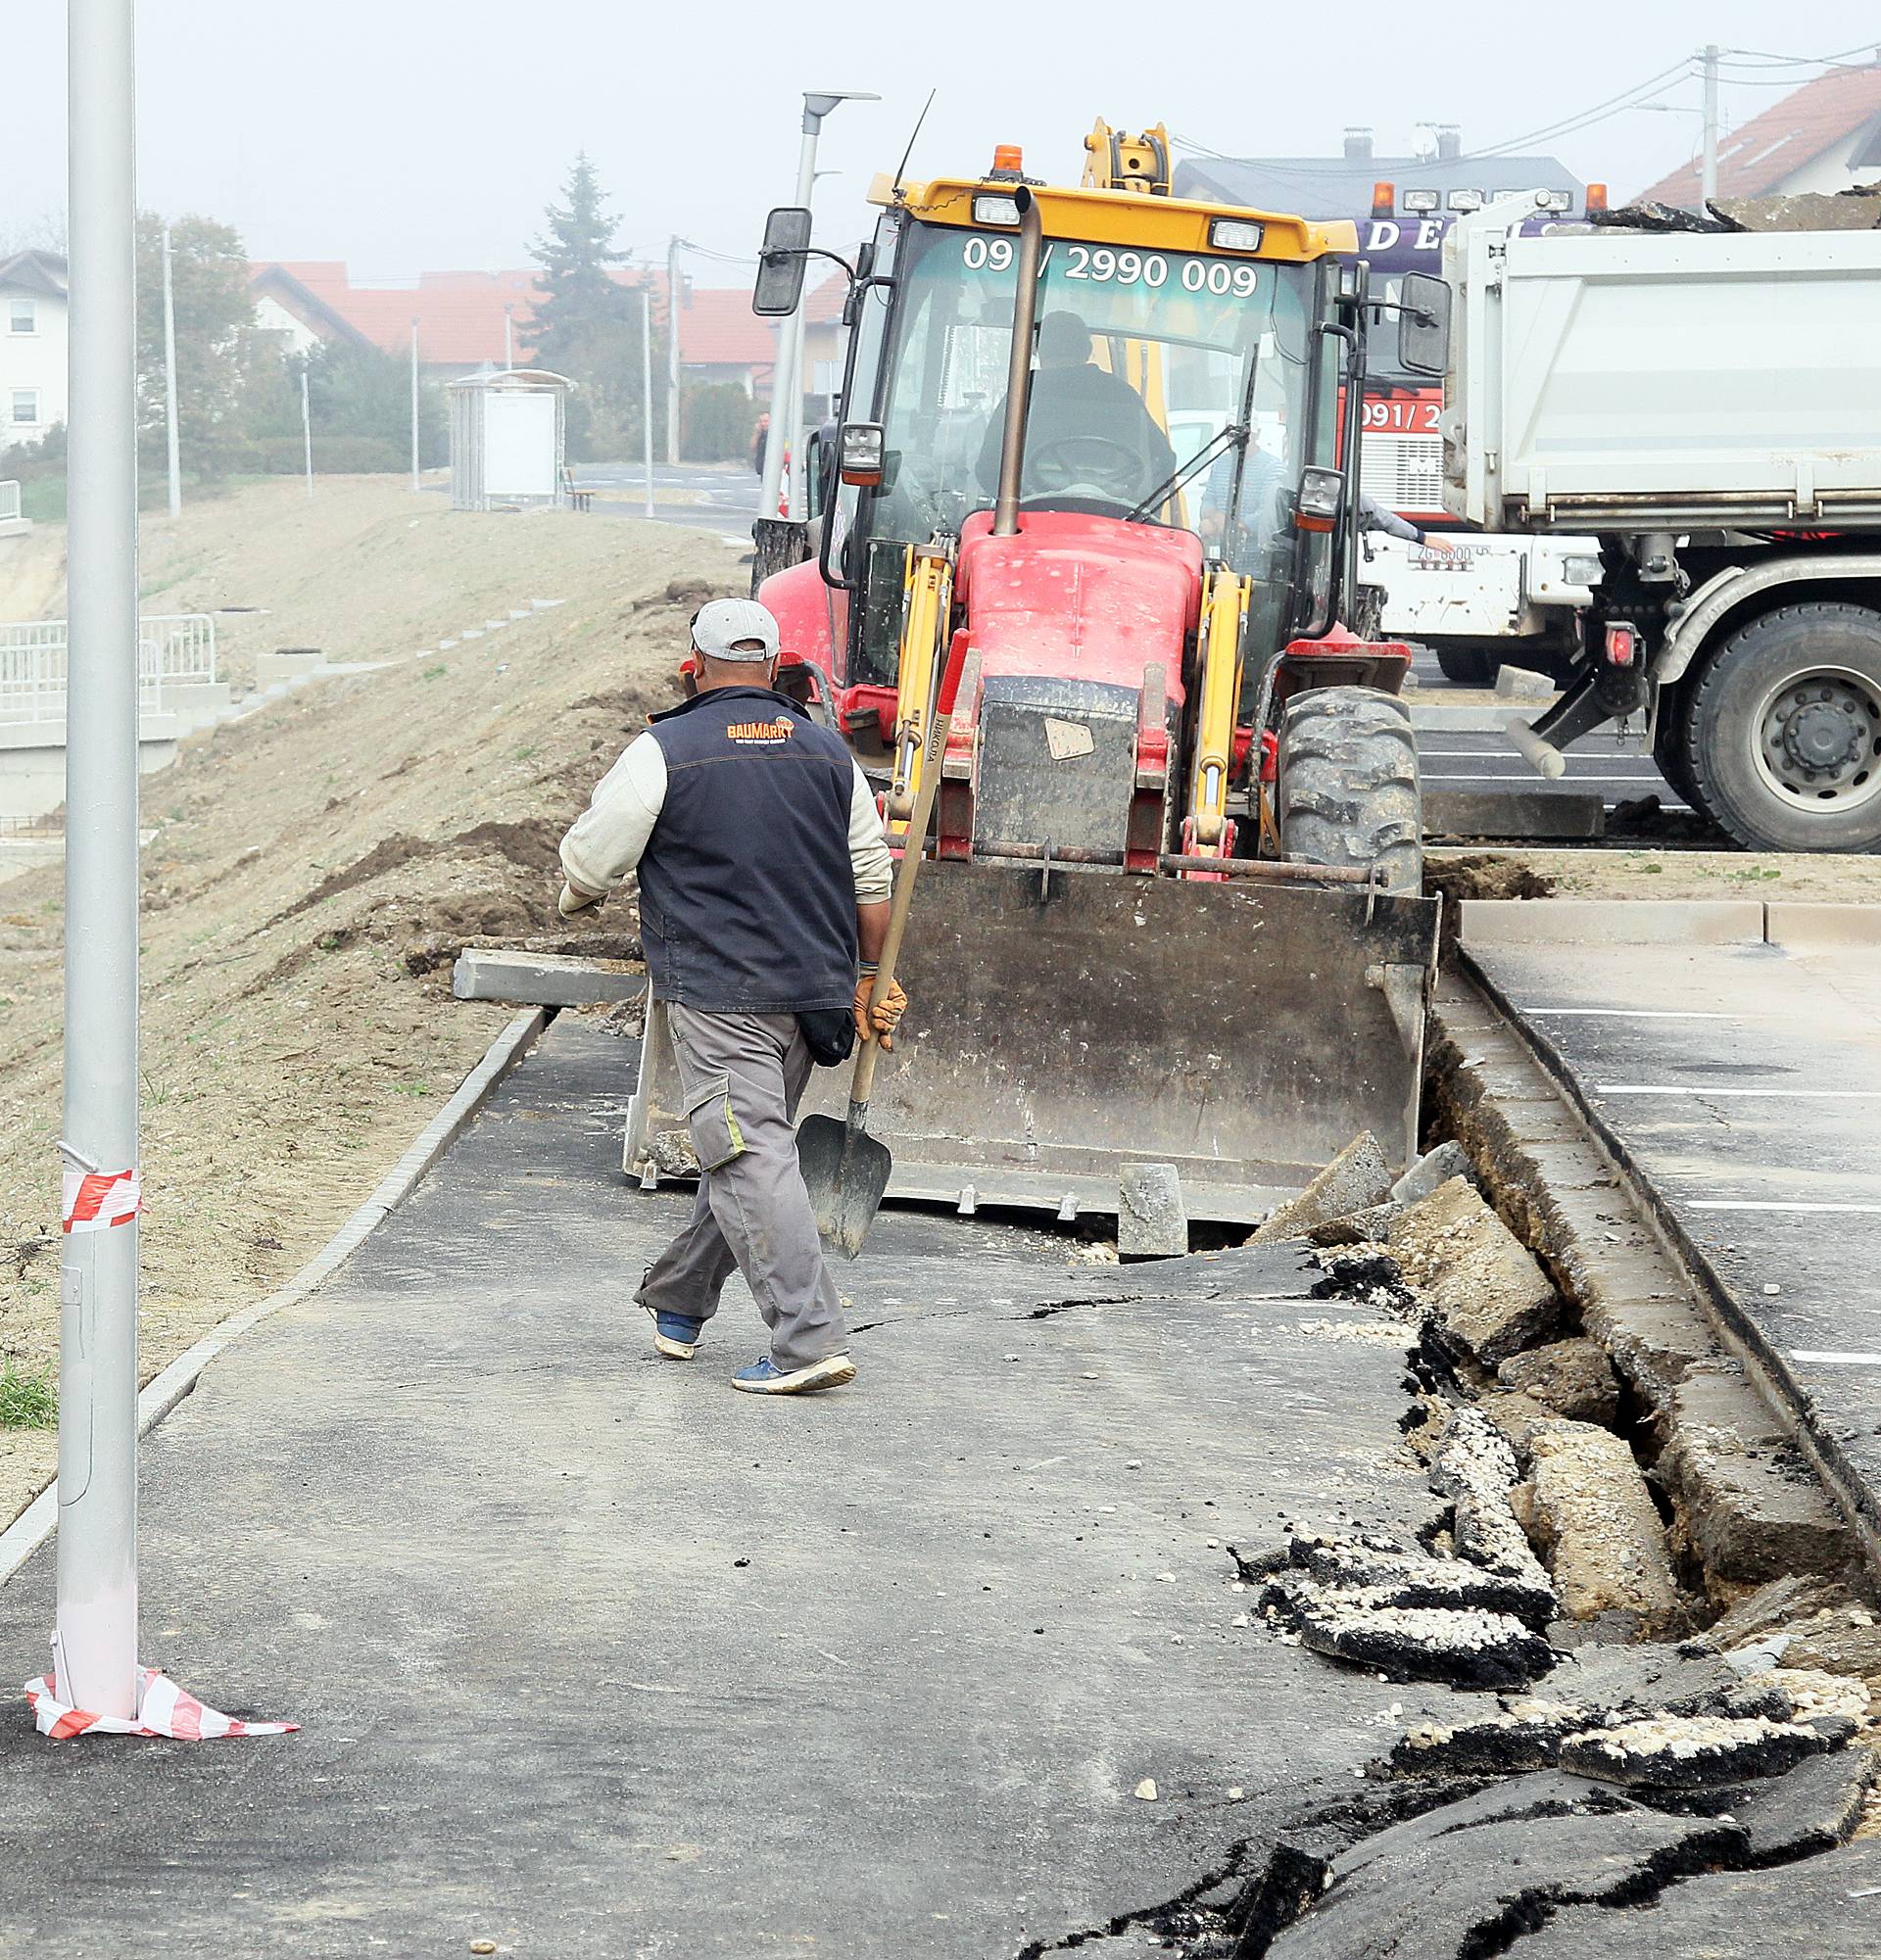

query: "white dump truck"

left=1415, top=203, right=1881, bottom=851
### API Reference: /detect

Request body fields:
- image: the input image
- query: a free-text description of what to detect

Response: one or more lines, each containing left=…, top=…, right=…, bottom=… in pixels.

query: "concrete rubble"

left=1116, top=1162, right=1188, bottom=1260
left=1388, top=1176, right=1562, bottom=1367
left=1515, top=1419, right=1685, bottom=1635
left=1429, top=1407, right=1555, bottom=1591
left=1387, top=1139, right=1479, bottom=1209
left=1497, top=1336, right=1619, bottom=1427
left=1658, top=1363, right=1856, bottom=1596
left=1248, top=1131, right=1393, bottom=1245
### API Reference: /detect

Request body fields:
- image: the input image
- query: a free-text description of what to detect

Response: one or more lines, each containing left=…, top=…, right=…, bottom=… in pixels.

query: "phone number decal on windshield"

left=961, top=236, right=1261, bottom=295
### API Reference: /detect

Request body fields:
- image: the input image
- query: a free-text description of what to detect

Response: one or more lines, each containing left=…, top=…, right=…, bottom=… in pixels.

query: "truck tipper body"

left=1433, top=206, right=1881, bottom=851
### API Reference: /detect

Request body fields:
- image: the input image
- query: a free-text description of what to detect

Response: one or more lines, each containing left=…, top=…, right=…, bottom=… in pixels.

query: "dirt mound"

left=0, top=476, right=740, bottom=1528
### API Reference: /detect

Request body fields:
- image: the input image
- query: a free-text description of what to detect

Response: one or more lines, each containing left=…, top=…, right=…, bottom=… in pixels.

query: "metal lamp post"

left=756, top=90, right=877, bottom=522
left=160, top=224, right=181, bottom=518
left=55, top=0, right=142, bottom=1722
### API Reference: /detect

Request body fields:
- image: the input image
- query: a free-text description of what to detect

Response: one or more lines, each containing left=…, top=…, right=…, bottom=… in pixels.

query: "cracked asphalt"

left=0, top=1018, right=1462, bottom=1957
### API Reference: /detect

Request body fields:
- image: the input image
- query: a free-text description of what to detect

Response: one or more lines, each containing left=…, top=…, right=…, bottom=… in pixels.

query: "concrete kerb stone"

left=0, top=1006, right=548, bottom=1591
left=1459, top=898, right=1767, bottom=948
left=453, top=947, right=648, bottom=1009
left=1764, top=902, right=1881, bottom=948
left=1449, top=958, right=1881, bottom=1585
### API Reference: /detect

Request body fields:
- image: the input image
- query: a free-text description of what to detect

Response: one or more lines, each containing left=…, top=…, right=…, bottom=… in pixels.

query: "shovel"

left=799, top=633, right=973, bottom=1258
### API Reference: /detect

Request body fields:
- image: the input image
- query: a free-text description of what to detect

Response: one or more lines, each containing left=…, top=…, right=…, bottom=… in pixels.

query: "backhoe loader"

left=626, top=122, right=1446, bottom=1226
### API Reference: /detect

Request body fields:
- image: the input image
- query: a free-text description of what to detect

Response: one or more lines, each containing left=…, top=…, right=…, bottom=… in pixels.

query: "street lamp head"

left=801, top=89, right=880, bottom=131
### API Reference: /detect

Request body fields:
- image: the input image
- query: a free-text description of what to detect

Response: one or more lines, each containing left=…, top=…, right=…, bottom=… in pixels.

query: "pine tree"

left=524, top=155, right=662, bottom=461
left=525, top=153, right=632, bottom=361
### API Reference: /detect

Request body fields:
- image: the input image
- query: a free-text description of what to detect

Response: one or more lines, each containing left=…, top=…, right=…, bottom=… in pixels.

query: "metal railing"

left=0, top=482, right=20, bottom=523
left=0, top=614, right=217, bottom=726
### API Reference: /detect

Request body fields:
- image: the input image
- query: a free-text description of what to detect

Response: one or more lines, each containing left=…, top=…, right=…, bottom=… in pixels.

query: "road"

left=575, top=477, right=1687, bottom=817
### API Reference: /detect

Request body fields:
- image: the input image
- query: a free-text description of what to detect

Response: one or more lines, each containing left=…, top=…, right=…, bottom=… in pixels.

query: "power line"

left=1462, top=60, right=1698, bottom=159
left=1714, top=41, right=1881, bottom=69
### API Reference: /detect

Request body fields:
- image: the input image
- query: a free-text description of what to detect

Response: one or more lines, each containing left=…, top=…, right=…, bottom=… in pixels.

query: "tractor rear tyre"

left=1434, top=644, right=1499, bottom=689
left=1276, top=687, right=1423, bottom=894
left=1681, top=602, right=1881, bottom=852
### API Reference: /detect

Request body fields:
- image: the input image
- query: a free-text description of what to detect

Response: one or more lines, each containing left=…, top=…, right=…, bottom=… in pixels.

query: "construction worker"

left=556, top=598, right=899, bottom=1395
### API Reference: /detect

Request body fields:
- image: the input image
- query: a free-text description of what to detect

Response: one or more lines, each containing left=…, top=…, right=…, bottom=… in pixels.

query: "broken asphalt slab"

left=0, top=1020, right=1470, bottom=1960
left=1503, top=1837, right=1881, bottom=1959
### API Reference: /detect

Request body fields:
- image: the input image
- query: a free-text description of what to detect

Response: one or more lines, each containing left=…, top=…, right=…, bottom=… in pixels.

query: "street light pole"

left=504, top=305, right=513, bottom=371
left=410, top=318, right=420, bottom=493
left=757, top=90, right=878, bottom=522
left=641, top=283, right=655, bottom=520
left=56, top=0, right=142, bottom=1723
left=666, top=234, right=683, bottom=467
left=300, top=363, right=313, bottom=498
left=160, top=223, right=180, bottom=518
left=1700, top=42, right=1720, bottom=207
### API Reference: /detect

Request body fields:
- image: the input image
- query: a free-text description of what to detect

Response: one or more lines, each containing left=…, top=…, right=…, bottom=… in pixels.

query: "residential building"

left=249, top=262, right=785, bottom=393
left=1634, top=59, right=1881, bottom=206
left=0, top=252, right=69, bottom=449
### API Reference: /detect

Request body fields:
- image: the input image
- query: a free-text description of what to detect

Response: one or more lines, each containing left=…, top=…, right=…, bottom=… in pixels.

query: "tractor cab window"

left=869, top=220, right=1317, bottom=562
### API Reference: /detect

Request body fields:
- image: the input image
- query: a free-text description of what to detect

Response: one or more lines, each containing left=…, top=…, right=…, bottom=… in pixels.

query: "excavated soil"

left=0, top=476, right=743, bottom=1526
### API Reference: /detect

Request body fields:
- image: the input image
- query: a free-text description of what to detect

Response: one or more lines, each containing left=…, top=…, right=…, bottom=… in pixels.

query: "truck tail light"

left=1603, top=623, right=1637, bottom=667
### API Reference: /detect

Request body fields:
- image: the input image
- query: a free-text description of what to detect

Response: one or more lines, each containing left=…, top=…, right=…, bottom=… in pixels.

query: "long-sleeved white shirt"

left=560, top=728, right=894, bottom=906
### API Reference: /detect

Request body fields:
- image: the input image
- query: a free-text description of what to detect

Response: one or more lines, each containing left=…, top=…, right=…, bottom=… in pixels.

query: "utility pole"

left=57, top=0, right=142, bottom=1723
left=504, top=305, right=513, bottom=371
left=758, top=91, right=878, bottom=522
left=641, top=283, right=655, bottom=519
left=300, top=363, right=313, bottom=498
left=666, top=234, right=683, bottom=465
left=1701, top=42, right=1720, bottom=207
left=410, top=318, right=420, bottom=493
left=160, top=223, right=180, bottom=518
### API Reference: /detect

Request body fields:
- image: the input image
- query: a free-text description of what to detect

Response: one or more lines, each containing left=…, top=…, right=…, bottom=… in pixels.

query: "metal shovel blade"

left=797, top=1110, right=892, bottom=1260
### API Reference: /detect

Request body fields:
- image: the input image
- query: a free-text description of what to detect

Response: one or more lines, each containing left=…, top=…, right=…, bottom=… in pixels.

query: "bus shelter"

left=448, top=369, right=575, bottom=512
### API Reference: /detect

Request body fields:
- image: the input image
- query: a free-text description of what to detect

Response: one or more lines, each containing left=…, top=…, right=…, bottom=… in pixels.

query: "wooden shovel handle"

left=849, top=635, right=974, bottom=1107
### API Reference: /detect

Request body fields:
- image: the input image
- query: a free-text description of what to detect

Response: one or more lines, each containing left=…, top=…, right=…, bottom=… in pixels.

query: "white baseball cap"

left=693, top=598, right=780, bottom=662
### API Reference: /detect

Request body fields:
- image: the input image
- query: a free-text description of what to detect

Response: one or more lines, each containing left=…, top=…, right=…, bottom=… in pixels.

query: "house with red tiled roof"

left=1634, top=60, right=1881, bottom=207
left=250, top=262, right=785, bottom=392
left=250, top=263, right=545, bottom=378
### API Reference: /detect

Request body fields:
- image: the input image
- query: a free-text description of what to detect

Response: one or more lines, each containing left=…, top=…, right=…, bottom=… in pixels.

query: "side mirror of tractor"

left=753, top=207, right=813, bottom=316
left=1397, top=271, right=1452, bottom=379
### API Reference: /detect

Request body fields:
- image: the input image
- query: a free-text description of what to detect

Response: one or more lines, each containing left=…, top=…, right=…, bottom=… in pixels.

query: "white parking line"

left=1522, top=1008, right=1732, bottom=1021
left=1596, top=1085, right=1881, bottom=1098
left=1692, top=1200, right=1881, bottom=1214
left=1792, top=1350, right=1881, bottom=1366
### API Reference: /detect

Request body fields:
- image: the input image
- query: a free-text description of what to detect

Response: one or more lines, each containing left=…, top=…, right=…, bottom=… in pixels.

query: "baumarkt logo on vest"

left=725, top=719, right=795, bottom=744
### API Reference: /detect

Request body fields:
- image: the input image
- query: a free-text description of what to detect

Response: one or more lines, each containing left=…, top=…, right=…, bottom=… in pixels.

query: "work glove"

left=558, top=880, right=601, bottom=919
left=853, top=969, right=908, bottom=1051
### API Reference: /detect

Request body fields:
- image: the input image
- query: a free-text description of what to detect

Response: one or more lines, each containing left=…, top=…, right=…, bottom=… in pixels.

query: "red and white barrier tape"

left=25, top=1666, right=298, bottom=1741
left=61, top=1166, right=141, bottom=1235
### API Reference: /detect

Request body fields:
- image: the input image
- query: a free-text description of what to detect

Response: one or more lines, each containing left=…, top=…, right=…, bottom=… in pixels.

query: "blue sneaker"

left=731, top=1353, right=857, bottom=1395
left=645, top=1303, right=705, bottom=1361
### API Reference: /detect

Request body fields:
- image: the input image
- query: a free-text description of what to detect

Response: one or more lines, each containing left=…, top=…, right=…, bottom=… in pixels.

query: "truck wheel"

left=1435, top=645, right=1498, bottom=688
left=1277, top=687, right=1423, bottom=894
left=1683, top=603, right=1881, bottom=852
left=1651, top=679, right=1711, bottom=820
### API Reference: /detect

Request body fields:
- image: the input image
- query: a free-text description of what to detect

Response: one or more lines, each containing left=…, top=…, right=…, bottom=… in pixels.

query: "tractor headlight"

left=1208, top=217, right=1265, bottom=252
left=972, top=193, right=1023, bottom=227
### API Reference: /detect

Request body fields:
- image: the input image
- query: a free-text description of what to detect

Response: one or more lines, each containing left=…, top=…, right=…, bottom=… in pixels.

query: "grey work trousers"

left=635, top=1002, right=849, bottom=1371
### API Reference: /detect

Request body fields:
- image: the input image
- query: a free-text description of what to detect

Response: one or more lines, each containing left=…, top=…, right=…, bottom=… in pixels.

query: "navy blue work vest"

left=637, top=686, right=860, bottom=1015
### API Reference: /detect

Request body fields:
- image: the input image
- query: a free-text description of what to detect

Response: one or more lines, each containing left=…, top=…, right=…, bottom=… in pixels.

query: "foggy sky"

left=13, top=2, right=1881, bottom=281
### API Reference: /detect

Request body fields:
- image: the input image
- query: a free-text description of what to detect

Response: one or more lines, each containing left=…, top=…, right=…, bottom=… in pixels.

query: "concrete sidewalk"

left=0, top=1019, right=1452, bottom=1958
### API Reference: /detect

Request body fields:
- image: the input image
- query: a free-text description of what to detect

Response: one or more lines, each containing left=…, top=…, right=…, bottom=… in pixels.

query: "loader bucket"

left=625, top=862, right=1439, bottom=1228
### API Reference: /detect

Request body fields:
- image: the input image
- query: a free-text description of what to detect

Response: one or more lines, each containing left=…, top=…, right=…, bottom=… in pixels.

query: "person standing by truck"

left=557, top=598, right=901, bottom=1394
